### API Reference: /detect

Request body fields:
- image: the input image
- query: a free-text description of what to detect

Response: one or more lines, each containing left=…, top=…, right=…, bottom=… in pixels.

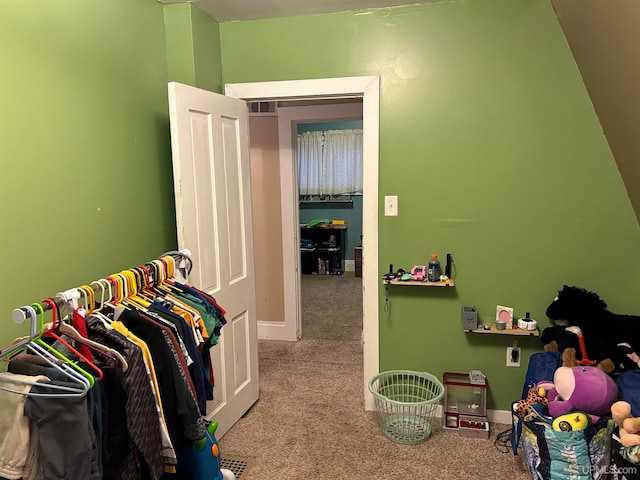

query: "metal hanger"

left=159, top=249, right=193, bottom=280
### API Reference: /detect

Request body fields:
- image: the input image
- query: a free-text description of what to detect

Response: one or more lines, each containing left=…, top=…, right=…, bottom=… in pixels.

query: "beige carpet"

left=299, top=272, right=363, bottom=341
left=219, top=273, right=531, bottom=479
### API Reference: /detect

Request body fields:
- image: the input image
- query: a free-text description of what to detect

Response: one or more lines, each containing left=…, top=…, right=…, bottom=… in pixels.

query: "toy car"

left=411, top=265, right=426, bottom=281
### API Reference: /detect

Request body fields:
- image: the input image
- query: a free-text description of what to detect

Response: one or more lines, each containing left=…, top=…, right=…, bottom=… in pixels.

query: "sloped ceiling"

left=552, top=0, right=640, bottom=224
left=159, top=0, right=430, bottom=21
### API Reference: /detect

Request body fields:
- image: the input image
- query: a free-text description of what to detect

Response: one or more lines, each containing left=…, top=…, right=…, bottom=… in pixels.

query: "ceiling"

left=159, top=0, right=429, bottom=22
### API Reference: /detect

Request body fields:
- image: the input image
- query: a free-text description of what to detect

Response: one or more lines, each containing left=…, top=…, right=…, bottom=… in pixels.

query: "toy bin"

left=515, top=414, right=614, bottom=480
left=368, top=370, right=444, bottom=445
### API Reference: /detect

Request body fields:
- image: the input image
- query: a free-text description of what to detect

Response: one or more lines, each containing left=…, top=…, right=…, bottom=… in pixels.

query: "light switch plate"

left=385, top=195, right=398, bottom=216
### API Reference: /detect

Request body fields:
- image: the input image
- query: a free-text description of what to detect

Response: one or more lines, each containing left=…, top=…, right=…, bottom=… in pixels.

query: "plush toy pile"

left=512, top=354, right=617, bottom=480
left=513, top=359, right=618, bottom=425
left=542, top=285, right=640, bottom=374
left=512, top=286, right=640, bottom=479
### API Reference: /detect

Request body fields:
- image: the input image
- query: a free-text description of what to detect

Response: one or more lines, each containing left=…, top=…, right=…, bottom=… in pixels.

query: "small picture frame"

left=496, top=305, right=514, bottom=329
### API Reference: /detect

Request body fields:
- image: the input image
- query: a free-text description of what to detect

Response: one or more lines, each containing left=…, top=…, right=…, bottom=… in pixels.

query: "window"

left=297, top=129, right=363, bottom=195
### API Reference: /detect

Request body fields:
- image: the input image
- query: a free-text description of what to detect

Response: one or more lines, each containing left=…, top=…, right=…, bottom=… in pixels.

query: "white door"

left=167, top=81, right=258, bottom=438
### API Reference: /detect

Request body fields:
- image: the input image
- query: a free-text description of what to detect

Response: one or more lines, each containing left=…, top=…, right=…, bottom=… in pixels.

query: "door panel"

left=187, top=110, right=220, bottom=292
left=232, top=313, right=249, bottom=391
left=168, top=82, right=258, bottom=438
left=221, top=116, right=247, bottom=282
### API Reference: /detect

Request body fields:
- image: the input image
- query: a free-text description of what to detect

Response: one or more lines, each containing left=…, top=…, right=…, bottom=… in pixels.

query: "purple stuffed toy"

left=539, top=365, right=618, bottom=419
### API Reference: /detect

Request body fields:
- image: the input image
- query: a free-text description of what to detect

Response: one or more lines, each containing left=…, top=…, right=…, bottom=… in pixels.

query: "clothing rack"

left=0, top=248, right=232, bottom=480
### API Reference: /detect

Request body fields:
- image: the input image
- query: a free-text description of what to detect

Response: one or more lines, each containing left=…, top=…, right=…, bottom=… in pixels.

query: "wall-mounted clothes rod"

left=11, top=249, right=193, bottom=324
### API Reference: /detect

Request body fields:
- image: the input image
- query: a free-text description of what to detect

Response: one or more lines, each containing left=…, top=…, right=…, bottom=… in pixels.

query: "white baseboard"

left=487, top=409, right=512, bottom=424
left=344, top=259, right=355, bottom=271
left=365, top=399, right=512, bottom=425
left=257, top=321, right=297, bottom=341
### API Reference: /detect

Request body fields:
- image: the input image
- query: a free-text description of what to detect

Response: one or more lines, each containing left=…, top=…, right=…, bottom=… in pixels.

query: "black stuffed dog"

left=544, top=285, right=640, bottom=373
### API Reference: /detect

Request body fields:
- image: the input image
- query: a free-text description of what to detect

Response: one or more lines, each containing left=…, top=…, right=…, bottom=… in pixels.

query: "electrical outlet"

left=506, top=347, right=521, bottom=367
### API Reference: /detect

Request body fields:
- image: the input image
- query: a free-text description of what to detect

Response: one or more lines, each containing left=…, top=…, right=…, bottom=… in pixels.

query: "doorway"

left=293, top=107, right=364, bottom=341
left=225, top=76, right=379, bottom=410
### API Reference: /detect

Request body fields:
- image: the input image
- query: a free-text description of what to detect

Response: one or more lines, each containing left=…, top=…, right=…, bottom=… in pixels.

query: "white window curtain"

left=297, top=129, right=363, bottom=196
left=297, top=131, right=324, bottom=195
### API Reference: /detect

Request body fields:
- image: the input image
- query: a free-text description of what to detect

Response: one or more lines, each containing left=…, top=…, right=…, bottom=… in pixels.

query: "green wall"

left=219, top=0, right=640, bottom=410
left=0, top=1, right=222, bottom=343
left=0, top=1, right=195, bottom=342
left=164, top=3, right=222, bottom=92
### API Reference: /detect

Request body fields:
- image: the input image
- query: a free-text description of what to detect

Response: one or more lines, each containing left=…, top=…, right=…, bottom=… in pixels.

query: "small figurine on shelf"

left=410, top=265, right=426, bottom=281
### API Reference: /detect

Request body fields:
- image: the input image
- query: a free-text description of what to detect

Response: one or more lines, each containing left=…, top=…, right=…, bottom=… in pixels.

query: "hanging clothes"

left=0, top=253, right=229, bottom=480
left=85, top=315, right=169, bottom=480
left=25, top=382, right=100, bottom=479
left=2, top=360, right=100, bottom=479
left=147, top=300, right=209, bottom=414
left=0, top=372, right=47, bottom=480
left=115, top=308, right=205, bottom=443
